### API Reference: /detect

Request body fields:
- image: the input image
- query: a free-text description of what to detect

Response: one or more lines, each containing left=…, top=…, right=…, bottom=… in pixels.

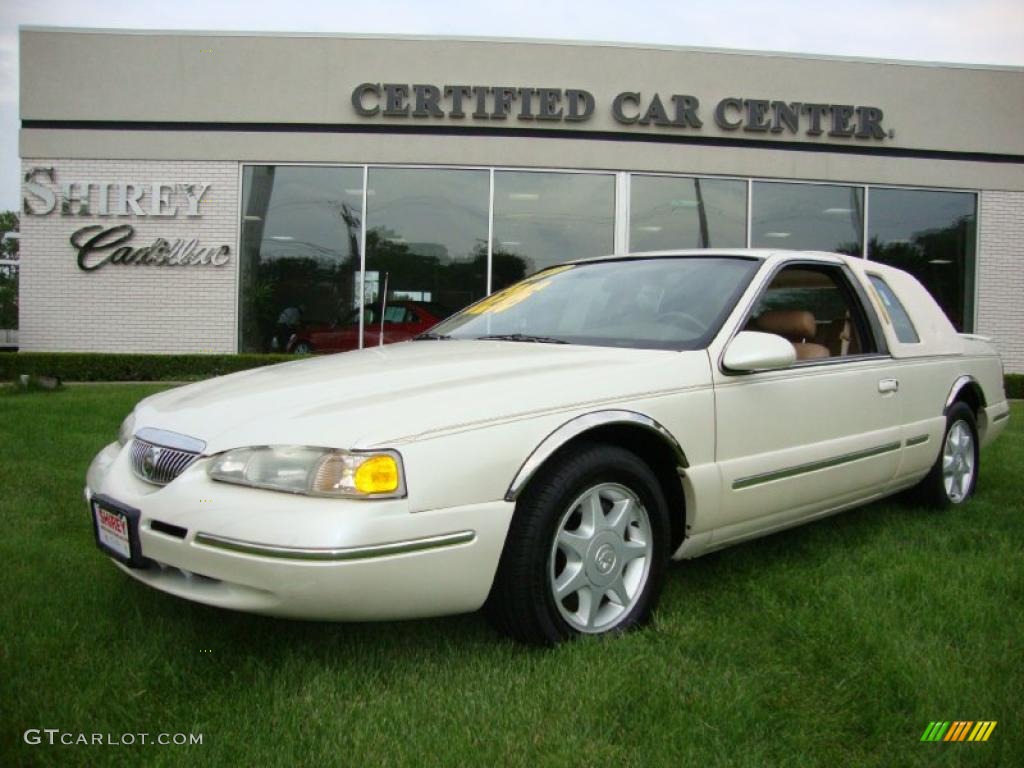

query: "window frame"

left=719, top=258, right=890, bottom=377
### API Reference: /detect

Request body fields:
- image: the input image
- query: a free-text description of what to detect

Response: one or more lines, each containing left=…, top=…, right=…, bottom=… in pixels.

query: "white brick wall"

left=19, top=159, right=239, bottom=353
left=977, top=190, right=1024, bottom=374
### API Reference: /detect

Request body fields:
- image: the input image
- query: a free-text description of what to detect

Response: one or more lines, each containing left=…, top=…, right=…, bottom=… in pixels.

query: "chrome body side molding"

left=193, top=530, right=476, bottom=561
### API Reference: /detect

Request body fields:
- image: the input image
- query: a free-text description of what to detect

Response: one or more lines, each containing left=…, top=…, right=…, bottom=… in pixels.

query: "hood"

left=135, top=340, right=710, bottom=453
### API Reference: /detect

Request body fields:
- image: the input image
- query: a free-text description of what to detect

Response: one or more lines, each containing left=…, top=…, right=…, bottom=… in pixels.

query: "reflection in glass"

left=752, top=182, right=864, bottom=255
left=868, top=188, right=976, bottom=331
left=366, top=168, right=489, bottom=326
left=239, top=166, right=363, bottom=353
left=630, top=176, right=747, bottom=251
left=492, top=171, right=615, bottom=288
left=430, top=257, right=759, bottom=350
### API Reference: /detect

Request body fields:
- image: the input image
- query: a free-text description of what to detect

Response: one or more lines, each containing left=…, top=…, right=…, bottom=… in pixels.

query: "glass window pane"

left=431, top=256, right=759, bottom=351
left=239, top=166, right=363, bottom=353
left=751, top=266, right=877, bottom=357
left=366, top=168, right=489, bottom=331
left=630, top=176, right=747, bottom=251
left=868, top=274, right=920, bottom=343
left=492, top=171, right=615, bottom=289
left=867, top=188, right=976, bottom=331
left=752, top=181, right=864, bottom=255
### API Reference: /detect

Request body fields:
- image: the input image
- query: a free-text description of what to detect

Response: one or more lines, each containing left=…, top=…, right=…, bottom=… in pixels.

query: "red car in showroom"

left=286, top=301, right=450, bottom=354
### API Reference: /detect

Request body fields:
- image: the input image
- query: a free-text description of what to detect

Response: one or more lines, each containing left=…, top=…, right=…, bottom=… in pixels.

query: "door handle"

left=878, top=378, right=899, bottom=393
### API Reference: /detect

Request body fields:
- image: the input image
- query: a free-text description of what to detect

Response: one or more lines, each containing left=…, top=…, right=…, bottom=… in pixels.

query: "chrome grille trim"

left=135, top=427, right=206, bottom=454
left=130, top=432, right=203, bottom=486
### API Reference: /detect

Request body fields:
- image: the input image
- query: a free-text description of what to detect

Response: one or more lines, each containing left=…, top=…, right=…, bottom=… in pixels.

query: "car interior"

left=745, top=266, right=872, bottom=361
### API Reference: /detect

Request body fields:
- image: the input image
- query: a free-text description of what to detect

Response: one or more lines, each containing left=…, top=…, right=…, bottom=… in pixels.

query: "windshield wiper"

left=412, top=331, right=452, bottom=340
left=476, top=333, right=568, bottom=344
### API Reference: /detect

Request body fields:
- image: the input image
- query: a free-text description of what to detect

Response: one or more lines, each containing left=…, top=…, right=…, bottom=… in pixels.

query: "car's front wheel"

left=913, top=402, right=980, bottom=508
left=486, top=443, right=670, bottom=645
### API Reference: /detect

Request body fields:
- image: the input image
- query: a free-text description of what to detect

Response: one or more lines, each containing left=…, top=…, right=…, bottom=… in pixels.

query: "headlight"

left=117, top=411, right=136, bottom=446
left=208, top=446, right=406, bottom=499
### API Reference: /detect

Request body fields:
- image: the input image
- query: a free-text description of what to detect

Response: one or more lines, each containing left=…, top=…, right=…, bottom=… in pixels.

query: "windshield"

left=428, top=256, right=759, bottom=350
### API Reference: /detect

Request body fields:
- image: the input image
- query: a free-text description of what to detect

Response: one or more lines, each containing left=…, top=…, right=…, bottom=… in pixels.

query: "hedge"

left=1, top=352, right=1023, bottom=396
left=1007, top=373, right=1024, bottom=400
left=0, top=352, right=296, bottom=382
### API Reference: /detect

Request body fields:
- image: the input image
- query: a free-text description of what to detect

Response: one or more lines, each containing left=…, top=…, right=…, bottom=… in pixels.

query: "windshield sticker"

left=465, top=265, right=575, bottom=315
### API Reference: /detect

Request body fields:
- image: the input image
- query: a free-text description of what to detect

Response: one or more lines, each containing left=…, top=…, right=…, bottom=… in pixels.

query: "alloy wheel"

left=548, top=482, right=654, bottom=633
left=942, top=419, right=975, bottom=503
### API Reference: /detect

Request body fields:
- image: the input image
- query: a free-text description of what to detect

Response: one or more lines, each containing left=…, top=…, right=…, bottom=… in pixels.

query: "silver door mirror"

left=723, top=331, right=796, bottom=372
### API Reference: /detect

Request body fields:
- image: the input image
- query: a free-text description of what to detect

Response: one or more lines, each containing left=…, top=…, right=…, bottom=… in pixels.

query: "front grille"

left=130, top=436, right=201, bottom=486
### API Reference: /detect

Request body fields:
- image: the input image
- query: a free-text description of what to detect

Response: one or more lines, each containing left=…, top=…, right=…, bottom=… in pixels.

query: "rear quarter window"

left=868, top=274, right=920, bottom=344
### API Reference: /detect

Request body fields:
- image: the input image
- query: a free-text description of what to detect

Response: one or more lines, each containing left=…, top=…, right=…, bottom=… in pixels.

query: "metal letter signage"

left=22, top=168, right=233, bottom=272
left=350, top=83, right=890, bottom=140
left=71, top=225, right=231, bottom=271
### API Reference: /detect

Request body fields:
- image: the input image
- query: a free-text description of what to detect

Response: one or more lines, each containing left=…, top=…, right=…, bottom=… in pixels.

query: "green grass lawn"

left=1, top=385, right=1020, bottom=767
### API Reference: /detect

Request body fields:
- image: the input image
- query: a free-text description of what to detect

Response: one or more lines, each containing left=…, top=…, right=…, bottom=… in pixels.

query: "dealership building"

left=16, top=27, right=1024, bottom=370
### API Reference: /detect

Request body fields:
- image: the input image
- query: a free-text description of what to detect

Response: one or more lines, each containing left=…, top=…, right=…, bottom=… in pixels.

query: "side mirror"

left=723, top=331, right=796, bottom=372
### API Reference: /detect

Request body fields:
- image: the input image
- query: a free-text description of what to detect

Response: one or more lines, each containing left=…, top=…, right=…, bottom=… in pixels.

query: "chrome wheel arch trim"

left=504, top=410, right=688, bottom=502
left=943, top=374, right=986, bottom=415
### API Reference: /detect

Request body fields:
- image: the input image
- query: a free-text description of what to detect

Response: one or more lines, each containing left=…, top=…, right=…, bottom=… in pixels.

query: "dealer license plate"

left=94, top=504, right=130, bottom=559
left=90, top=495, right=146, bottom=566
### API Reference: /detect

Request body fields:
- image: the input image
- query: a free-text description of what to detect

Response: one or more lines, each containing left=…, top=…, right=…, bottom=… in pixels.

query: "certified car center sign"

left=351, top=83, right=891, bottom=140
left=22, top=167, right=232, bottom=272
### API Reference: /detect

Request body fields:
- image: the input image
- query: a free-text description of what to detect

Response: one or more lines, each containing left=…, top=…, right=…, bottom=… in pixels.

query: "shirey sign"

left=22, top=167, right=232, bottom=272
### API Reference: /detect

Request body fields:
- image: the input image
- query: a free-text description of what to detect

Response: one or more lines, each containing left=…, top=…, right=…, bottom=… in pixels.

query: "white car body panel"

left=84, top=249, right=1010, bottom=622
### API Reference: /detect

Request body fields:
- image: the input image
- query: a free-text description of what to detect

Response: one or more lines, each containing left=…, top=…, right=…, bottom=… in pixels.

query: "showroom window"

left=238, top=164, right=978, bottom=353
left=629, top=175, right=747, bottom=251
left=867, top=188, right=976, bottom=331
left=492, top=171, right=615, bottom=289
left=365, top=167, right=489, bottom=323
left=239, top=166, right=364, bottom=353
left=751, top=181, right=864, bottom=255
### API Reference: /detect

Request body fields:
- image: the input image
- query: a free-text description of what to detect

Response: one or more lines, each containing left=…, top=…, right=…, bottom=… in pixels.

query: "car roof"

left=571, top=248, right=852, bottom=267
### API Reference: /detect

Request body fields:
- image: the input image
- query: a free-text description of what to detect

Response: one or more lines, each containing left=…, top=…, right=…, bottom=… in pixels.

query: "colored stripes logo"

left=920, top=721, right=997, bottom=742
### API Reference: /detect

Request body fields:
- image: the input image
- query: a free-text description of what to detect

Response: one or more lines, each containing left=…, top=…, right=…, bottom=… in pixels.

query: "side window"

left=867, top=275, right=920, bottom=344
left=382, top=305, right=409, bottom=324
left=745, top=265, right=877, bottom=362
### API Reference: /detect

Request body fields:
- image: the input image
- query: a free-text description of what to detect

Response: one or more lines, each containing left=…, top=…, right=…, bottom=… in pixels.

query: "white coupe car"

left=86, top=250, right=1010, bottom=644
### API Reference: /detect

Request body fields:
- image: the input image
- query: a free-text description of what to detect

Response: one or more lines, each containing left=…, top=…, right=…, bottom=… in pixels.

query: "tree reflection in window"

left=868, top=188, right=976, bottom=331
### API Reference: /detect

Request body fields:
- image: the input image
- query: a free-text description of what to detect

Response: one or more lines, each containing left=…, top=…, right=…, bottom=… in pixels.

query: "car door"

left=363, top=305, right=410, bottom=347
left=313, top=307, right=372, bottom=352
left=709, top=259, right=903, bottom=545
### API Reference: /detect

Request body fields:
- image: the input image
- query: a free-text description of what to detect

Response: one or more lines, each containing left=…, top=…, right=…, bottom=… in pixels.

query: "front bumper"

left=86, top=441, right=515, bottom=621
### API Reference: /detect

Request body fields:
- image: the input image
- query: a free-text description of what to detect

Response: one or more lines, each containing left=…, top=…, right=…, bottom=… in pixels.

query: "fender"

left=504, top=409, right=688, bottom=502
left=943, top=375, right=986, bottom=414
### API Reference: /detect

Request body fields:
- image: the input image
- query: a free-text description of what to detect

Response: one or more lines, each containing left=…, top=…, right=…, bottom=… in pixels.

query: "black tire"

left=912, top=402, right=980, bottom=509
left=485, top=442, right=671, bottom=645
left=292, top=341, right=313, bottom=355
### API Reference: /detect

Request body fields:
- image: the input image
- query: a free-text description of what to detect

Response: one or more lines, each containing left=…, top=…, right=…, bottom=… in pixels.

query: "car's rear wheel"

left=485, top=443, right=670, bottom=645
left=913, top=402, right=979, bottom=508
left=292, top=341, right=313, bottom=355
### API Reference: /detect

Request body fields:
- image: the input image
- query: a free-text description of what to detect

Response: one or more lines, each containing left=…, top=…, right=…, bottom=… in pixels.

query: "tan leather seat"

left=754, top=309, right=831, bottom=361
